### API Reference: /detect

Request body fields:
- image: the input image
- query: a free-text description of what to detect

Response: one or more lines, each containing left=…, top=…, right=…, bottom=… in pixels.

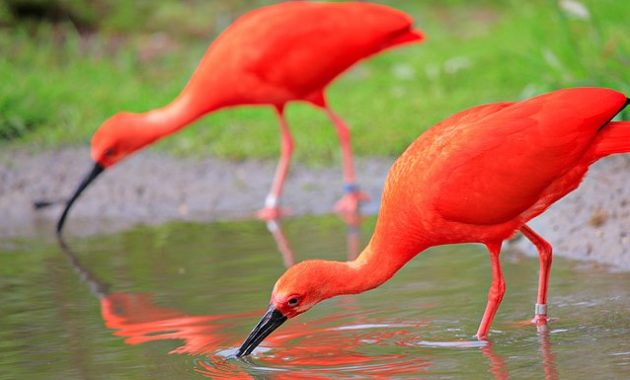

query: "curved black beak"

left=236, top=305, right=287, bottom=357
left=56, top=161, right=104, bottom=236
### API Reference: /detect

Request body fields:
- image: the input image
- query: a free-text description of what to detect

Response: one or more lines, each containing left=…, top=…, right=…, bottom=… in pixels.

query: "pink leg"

left=476, top=242, right=506, bottom=340
left=520, top=224, right=553, bottom=326
left=257, top=107, right=294, bottom=220
left=323, top=106, right=369, bottom=213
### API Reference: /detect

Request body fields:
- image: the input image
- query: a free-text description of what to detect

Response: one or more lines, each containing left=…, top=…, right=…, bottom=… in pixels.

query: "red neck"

left=142, top=93, right=205, bottom=137
left=320, top=234, right=430, bottom=299
left=138, top=87, right=229, bottom=142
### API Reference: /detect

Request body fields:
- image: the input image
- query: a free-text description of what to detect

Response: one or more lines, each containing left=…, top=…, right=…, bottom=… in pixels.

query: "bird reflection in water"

left=59, top=238, right=247, bottom=355
left=59, top=235, right=429, bottom=378
left=56, top=216, right=431, bottom=378
left=538, top=330, right=559, bottom=380
left=265, top=210, right=363, bottom=268
left=481, top=333, right=558, bottom=380
left=57, top=214, right=557, bottom=379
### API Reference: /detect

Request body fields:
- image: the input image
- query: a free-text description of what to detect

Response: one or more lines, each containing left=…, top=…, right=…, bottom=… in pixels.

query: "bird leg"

left=520, top=225, right=553, bottom=326
left=257, top=107, right=294, bottom=220
left=476, top=242, right=506, bottom=340
left=323, top=106, right=370, bottom=213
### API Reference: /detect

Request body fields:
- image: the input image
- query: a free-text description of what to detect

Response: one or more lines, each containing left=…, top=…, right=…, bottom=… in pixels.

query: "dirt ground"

left=1, top=147, right=628, bottom=269
left=0, top=147, right=390, bottom=237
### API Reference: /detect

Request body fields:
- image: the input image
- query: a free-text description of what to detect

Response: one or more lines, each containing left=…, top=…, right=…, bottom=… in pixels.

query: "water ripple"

left=195, top=318, right=432, bottom=378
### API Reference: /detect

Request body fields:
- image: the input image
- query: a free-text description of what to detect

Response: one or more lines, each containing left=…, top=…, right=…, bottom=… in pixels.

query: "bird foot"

left=256, top=206, right=290, bottom=221
left=530, top=303, right=549, bottom=326
left=334, top=190, right=370, bottom=214
left=510, top=314, right=553, bottom=331
left=474, top=332, right=489, bottom=341
left=531, top=314, right=549, bottom=325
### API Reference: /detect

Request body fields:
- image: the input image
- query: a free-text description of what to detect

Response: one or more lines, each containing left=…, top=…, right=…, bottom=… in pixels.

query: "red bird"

left=40, top=1, right=423, bottom=234
left=237, top=87, right=630, bottom=356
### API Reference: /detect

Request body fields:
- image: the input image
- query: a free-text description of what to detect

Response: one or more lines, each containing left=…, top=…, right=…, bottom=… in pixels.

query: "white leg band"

left=535, top=303, right=547, bottom=315
left=265, top=195, right=278, bottom=208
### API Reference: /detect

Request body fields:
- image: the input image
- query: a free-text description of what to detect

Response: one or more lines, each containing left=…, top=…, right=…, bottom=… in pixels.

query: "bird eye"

left=104, top=147, right=116, bottom=157
left=287, top=297, right=300, bottom=307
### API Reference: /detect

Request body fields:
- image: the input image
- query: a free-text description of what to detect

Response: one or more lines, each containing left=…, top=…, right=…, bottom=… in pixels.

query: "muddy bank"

left=0, top=147, right=390, bottom=237
left=1, top=147, right=628, bottom=269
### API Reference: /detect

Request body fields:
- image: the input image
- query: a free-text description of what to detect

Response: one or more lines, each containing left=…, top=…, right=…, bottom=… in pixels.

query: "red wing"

left=432, top=88, right=626, bottom=225
left=208, top=2, right=418, bottom=98
left=380, top=101, right=515, bottom=224
left=248, top=3, right=416, bottom=95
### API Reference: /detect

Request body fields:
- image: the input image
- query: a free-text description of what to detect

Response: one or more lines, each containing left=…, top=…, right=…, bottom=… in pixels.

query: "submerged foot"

left=531, top=303, right=549, bottom=326
left=531, top=314, right=550, bottom=333
left=511, top=311, right=551, bottom=332
left=475, top=324, right=491, bottom=340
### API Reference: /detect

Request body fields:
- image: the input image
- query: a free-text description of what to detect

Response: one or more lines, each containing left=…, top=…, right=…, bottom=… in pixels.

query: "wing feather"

left=428, top=88, right=626, bottom=225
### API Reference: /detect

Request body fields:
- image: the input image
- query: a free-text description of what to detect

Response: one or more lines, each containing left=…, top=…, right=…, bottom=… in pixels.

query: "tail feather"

left=590, top=121, right=630, bottom=161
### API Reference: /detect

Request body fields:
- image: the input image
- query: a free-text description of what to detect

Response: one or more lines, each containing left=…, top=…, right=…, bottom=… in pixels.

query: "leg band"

left=343, top=183, right=359, bottom=194
left=535, top=303, right=547, bottom=316
left=265, top=195, right=278, bottom=208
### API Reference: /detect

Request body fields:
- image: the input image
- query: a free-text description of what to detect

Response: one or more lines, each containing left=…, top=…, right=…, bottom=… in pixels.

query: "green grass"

left=1, top=0, right=628, bottom=164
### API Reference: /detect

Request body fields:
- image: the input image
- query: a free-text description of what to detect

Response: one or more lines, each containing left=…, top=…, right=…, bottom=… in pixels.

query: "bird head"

left=236, top=260, right=354, bottom=357
left=92, top=112, right=154, bottom=168
left=34, top=112, right=155, bottom=235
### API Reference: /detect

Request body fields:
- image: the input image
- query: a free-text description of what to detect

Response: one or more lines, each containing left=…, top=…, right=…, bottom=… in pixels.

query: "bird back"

left=182, top=2, right=421, bottom=107
left=382, top=88, right=627, bottom=231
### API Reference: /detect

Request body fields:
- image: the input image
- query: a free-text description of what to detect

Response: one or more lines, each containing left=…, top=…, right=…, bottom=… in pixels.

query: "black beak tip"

left=236, top=306, right=287, bottom=358
left=234, top=348, right=246, bottom=358
left=55, top=161, right=104, bottom=235
left=55, top=221, right=65, bottom=236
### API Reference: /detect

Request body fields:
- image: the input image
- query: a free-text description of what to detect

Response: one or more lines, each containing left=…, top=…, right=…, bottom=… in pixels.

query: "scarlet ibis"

left=36, top=2, right=424, bottom=234
left=237, top=87, right=630, bottom=356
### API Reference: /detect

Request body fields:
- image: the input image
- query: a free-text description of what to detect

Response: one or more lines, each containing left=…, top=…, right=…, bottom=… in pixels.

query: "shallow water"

left=1, top=215, right=629, bottom=379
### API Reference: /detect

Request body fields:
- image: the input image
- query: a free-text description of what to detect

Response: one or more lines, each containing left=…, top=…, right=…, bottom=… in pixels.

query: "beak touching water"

left=236, top=305, right=287, bottom=357
left=55, top=161, right=104, bottom=235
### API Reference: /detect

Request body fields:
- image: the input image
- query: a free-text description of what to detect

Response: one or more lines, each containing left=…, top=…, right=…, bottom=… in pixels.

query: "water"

left=1, top=214, right=629, bottom=379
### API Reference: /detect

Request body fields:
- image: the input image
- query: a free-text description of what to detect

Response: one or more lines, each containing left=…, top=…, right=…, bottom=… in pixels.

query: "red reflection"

left=194, top=316, right=431, bottom=378
left=59, top=236, right=431, bottom=378
left=337, top=209, right=363, bottom=260
left=58, top=215, right=558, bottom=380
left=539, top=330, right=559, bottom=380
left=265, top=219, right=296, bottom=267
left=266, top=210, right=364, bottom=268
left=59, top=239, right=254, bottom=378
left=480, top=333, right=558, bottom=380
left=96, top=213, right=364, bottom=360
left=268, top=321, right=428, bottom=367
left=101, top=290, right=432, bottom=378
left=101, top=293, right=253, bottom=355
left=482, top=342, right=509, bottom=380
left=100, top=293, right=260, bottom=379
